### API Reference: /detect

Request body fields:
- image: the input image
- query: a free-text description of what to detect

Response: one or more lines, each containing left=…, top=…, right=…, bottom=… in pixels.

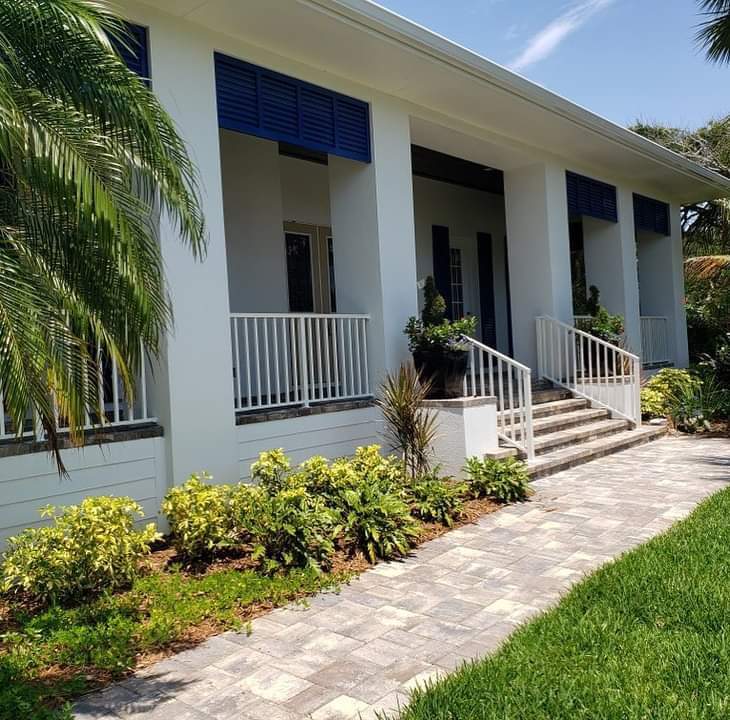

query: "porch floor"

left=74, top=436, right=730, bottom=720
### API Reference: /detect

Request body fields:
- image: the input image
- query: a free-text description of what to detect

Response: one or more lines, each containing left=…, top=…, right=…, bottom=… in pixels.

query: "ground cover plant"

left=0, top=447, right=529, bottom=719
left=398, top=485, right=730, bottom=720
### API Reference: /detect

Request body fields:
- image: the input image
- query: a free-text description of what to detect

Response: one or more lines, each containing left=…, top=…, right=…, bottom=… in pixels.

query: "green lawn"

left=400, top=486, right=730, bottom=720
left=0, top=565, right=341, bottom=720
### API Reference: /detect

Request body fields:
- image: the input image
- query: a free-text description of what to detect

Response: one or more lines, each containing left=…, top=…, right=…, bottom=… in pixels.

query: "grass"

left=398, top=486, right=730, bottom=720
left=0, top=564, right=341, bottom=720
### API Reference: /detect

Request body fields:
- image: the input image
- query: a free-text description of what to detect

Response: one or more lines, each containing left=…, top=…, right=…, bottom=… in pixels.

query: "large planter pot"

left=413, top=349, right=468, bottom=399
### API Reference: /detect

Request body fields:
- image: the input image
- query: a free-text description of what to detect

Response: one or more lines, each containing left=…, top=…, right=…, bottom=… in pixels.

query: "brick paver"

left=75, top=436, right=730, bottom=720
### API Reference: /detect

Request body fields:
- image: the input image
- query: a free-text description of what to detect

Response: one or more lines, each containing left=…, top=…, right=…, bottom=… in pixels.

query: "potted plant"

left=404, top=277, right=477, bottom=399
left=575, top=286, right=624, bottom=375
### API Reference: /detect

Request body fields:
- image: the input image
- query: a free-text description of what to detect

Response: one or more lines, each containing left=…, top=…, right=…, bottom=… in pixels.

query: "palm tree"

left=697, top=0, right=730, bottom=64
left=0, top=1, right=205, bottom=466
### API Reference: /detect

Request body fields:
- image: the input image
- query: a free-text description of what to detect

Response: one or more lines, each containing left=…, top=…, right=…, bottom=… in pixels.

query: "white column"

left=636, top=203, right=689, bottom=367
left=503, top=162, right=573, bottom=368
left=583, top=187, right=642, bottom=354
left=329, top=96, right=418, bottom=388
left=147, top=17, right=238, bottom=486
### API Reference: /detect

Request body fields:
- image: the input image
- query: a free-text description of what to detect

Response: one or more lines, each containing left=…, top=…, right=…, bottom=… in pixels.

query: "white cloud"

left=509, top=0, right=615, bottom=73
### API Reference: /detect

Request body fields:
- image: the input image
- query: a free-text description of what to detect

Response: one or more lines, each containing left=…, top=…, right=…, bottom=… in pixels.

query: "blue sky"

left=376, top=0, right=727, bottom=130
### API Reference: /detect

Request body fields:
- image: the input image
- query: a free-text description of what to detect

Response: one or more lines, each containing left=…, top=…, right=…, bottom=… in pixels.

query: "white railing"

left=462, top=336, right=535, bottom=461
left=538, top=316, right=641, bottom=425
left=575, top=315, right=672, bottom=367
left=230, top=313, right=371, bottom=412
left=0, top=341, right=154, bottom=441
left=641, top=316, right=671, bottom=366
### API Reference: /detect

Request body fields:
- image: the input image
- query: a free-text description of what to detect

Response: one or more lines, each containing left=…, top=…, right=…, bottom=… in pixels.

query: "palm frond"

left=697, top=0, right=730, bottom=64
left=685, top=254, right=730, bottom=280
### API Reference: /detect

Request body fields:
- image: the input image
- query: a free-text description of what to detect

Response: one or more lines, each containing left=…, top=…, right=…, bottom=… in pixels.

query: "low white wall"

left=237, top=407, right=381, bottom=480
left=0, top=438, right=167, bottom=549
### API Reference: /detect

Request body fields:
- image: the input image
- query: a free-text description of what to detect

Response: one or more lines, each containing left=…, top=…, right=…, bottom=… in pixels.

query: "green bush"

left=339, top=480, right=420, bottom=562
left=464, top=457, right=532, bottom=503
left=667, top=373, right=729, bottom=432
left=1, top=497, right=159, bottom=605
left=162, top=474, right=234, bottom=559
left=408, top=475, right=467, bottom=527
left=247, top=487, right=338, bottom=573
left=641, top=368, right=701, bottom=419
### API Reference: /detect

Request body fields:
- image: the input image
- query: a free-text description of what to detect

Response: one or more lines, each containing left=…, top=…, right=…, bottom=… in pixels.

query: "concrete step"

left=500, top=397, right=589, bottom=423
left=533, top=417, right=631, bottom=455
left=527, top=424, right=667, bottom=480
left=513, top=407, right=611, bottom=439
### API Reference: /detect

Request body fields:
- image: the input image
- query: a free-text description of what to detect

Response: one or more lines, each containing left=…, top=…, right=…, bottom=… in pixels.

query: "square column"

left=147, top=17, right=238, bottom=485
left=636, top=203, right=689, bottom=367
left=329, top=97, right=419, bottom=386
left=504, top=162, right=573, bottom=368
left=583, top=187, right=642, bottom=354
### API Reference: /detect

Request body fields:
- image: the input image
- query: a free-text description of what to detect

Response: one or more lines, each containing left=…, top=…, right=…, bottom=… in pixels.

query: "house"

left=1, top=0, right=728, bottom=545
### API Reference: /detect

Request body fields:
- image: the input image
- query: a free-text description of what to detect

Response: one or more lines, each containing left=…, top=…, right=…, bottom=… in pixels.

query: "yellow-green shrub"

left=162, top=474, right=234, bottom=559
left=1, top=497, right=159, bottom=605
left=641, top=368, right=701, bottom=419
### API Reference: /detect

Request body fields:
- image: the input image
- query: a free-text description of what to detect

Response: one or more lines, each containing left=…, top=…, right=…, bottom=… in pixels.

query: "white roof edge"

left=307, top=0, right=730, bottom=197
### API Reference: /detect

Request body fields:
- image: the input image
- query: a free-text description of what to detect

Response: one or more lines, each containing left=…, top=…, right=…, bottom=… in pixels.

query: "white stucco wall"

left=237, top=407, right=381, bottom=480
left=412, top=176, right=510, bottom=353
left=0, top=438, right=168, bottom=549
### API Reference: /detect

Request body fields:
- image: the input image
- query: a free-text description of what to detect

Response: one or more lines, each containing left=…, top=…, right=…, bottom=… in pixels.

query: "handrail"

left=462, top=335, right=535, bottom=461
left=230, top=312, right=370, bottom=320
left=537, top=316, right=641, bottom=425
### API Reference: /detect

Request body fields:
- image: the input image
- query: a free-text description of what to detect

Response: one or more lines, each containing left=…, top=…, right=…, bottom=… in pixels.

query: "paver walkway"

left=75, top=436, right=730, bottom=720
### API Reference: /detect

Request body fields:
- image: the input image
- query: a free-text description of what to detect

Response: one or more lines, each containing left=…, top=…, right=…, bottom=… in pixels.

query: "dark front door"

left=285, top=232, right=314, bottom=312
left=477, top=232, right=497, bottom=347
left=432, top=225, right=453, bottom=319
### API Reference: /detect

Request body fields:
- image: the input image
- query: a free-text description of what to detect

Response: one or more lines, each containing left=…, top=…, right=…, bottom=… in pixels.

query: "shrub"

left=250, top=449, right=291, bottom=494
left=1, top=497, right=159, bottom=604
left=339, top=480, right=420, bottom=562
left=376, top=365, right=438, bottom=478
left=667, top=374, right=729, bottom=432
left=247, top=488, right=338, bottom=573
left=408, top=474, right=466, bottom=527
left=641, top=368, right=701, bottom=419
left=162, top=474, right=233, bottom=559
left=464, top=457, right=532, bottom=503
left=404, top=276, right=477, bottom=354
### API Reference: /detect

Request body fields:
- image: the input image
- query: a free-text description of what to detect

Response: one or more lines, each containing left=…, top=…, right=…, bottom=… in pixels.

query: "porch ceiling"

left=139, top=0, right=730, bottom=203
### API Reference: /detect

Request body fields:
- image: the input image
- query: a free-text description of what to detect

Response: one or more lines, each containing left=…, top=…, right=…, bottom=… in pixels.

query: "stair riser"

left=512, top=410, right=611, bottom=439
left=527, top=428, right=666, bottom=480
left=533, top=422, right=631, bottom=456
left=500, top=399, right=588, bottom=423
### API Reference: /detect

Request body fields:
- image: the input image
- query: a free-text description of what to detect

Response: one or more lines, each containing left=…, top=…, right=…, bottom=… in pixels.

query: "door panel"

left=432, top=225, right=452, bottom=319
left=285, top=231, right=314, bottom=312
left=477, top=232, right=497, bottom=347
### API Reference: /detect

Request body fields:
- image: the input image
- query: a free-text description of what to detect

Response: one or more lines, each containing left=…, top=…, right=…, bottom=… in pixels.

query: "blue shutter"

left=114, top=23, right=149, bottom=81
left=432, top=226, right=452, bottom=320
left=214, top=53, right=371, bottom=163
left=566, top=171, right=617, bottom=223
left=633, top=194, right=670, bottom=236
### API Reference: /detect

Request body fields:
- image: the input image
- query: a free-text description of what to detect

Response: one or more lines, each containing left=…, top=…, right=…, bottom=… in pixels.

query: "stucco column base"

left=422, top=397, right=499, bottom=479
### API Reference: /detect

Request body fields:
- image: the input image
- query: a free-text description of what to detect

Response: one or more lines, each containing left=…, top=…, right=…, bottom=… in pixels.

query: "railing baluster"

left=244, top=320, right=252, bottom=409
left=290, top=317, right=299, bottom=405
left=111, top=355, right=120, bottom=424
left=315, top=318, right=323, bottom=401
left=361, top=319, right=370, bottom=395
left=323, top=318, right=331, bottom=400
left=354, top=318, right=362, bottom=396
left=347, top=319, right=354, bottom=398
left=233, top=318, right=242, bottom=410
left=332, top=318, right=341, bottom=398
left=273, top=319, right=281, bottom=405
left=253, top=319, right=262, bottom=408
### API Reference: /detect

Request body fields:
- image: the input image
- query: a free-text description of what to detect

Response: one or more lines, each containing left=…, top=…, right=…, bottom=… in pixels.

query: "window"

left=450, top=247, right=464, bottom=319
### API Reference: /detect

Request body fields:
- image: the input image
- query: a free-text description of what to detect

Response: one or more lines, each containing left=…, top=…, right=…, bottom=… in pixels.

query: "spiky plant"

left=376, top=363, right=438, bottom=478
left=0, top=1, right=205, bottom=467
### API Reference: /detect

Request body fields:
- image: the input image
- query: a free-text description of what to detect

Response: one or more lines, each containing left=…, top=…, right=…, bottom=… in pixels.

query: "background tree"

left=0, top=0, right=205, bottom=466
